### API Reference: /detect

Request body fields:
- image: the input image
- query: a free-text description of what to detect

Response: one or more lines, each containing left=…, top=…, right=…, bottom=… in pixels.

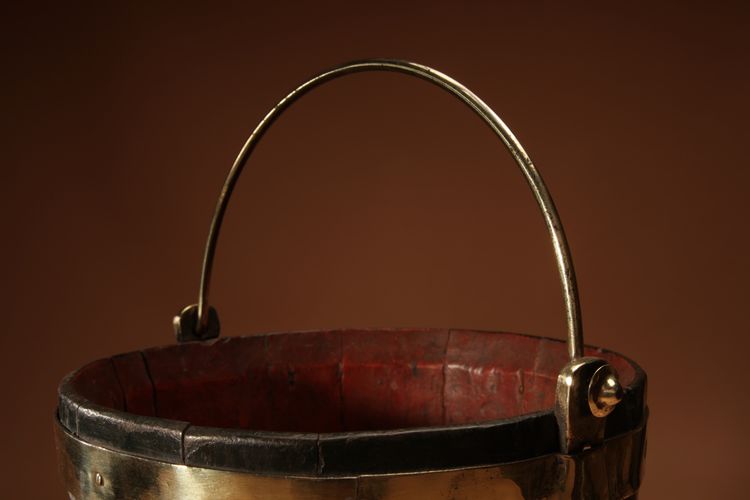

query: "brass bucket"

left=55, top=60, right=647, bottom=499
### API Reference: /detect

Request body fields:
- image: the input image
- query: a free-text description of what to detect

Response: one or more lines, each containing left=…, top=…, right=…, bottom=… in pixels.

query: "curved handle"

left=176, top=59, right=584, bottom=361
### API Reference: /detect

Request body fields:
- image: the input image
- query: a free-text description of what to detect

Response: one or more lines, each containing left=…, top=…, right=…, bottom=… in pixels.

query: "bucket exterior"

left=55, top=329, right=647, bottom=500
left=55, top=60, right=648, bottom=499
left=55, top=417, right=645, bottom=499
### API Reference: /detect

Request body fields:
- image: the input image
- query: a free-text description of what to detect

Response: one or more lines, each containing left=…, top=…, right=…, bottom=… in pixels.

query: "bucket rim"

left=57, top=328, right=647, bottom=476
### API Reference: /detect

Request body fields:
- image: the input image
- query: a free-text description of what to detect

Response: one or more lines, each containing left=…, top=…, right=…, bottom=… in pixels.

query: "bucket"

left=55, top=60, right=647, bottom=499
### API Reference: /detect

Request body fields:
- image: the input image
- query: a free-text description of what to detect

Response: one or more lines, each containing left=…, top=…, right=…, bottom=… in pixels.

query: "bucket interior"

left=67, top=329, right=636, bottom=433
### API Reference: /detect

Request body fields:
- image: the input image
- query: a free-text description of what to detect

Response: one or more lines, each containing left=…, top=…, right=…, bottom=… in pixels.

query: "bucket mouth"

left=57, top=328, right=646, bottom=476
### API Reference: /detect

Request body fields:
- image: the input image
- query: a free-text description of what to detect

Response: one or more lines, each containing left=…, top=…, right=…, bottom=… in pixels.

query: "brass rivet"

left=588, top=364, right=623, bottom=417
left=95, top=473, right=104, bottom=486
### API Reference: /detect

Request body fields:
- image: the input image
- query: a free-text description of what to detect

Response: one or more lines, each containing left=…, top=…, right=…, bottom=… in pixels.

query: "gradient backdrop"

left=3, top=2, right=749, bottom=498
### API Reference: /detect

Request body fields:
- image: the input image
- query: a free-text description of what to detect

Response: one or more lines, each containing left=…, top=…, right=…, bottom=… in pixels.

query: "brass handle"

left=176, top=59, right=584, bottom=361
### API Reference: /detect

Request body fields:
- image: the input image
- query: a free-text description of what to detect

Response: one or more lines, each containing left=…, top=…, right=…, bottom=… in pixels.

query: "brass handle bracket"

left=174, top=304, right=219, bottom=342
left=556, top=358, right=624, bottom=453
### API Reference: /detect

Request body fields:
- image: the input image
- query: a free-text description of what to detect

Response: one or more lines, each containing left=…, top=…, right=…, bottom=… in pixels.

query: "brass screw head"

left=588, top=364, right=624, bottom=417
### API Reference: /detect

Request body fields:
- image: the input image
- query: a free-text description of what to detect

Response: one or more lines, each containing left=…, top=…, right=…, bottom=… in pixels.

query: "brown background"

left=2, top=2, right=748, bottom=498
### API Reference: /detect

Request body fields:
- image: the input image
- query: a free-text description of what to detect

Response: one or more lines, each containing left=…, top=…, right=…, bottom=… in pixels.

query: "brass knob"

left=588, top=364, right=623, bottom=417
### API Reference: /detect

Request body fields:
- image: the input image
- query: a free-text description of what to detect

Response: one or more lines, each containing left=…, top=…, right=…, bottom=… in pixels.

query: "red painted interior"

left=69, top=329, right=636, bottom=432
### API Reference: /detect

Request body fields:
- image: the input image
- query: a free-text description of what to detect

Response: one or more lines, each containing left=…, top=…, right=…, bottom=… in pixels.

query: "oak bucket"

left=55, top=60, right=647, bottom=499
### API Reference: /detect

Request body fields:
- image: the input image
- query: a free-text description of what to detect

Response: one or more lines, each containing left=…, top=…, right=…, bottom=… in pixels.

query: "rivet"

left=588, top=364, right=623, bottom=417
left=95, top=473, right=104, bottom=486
